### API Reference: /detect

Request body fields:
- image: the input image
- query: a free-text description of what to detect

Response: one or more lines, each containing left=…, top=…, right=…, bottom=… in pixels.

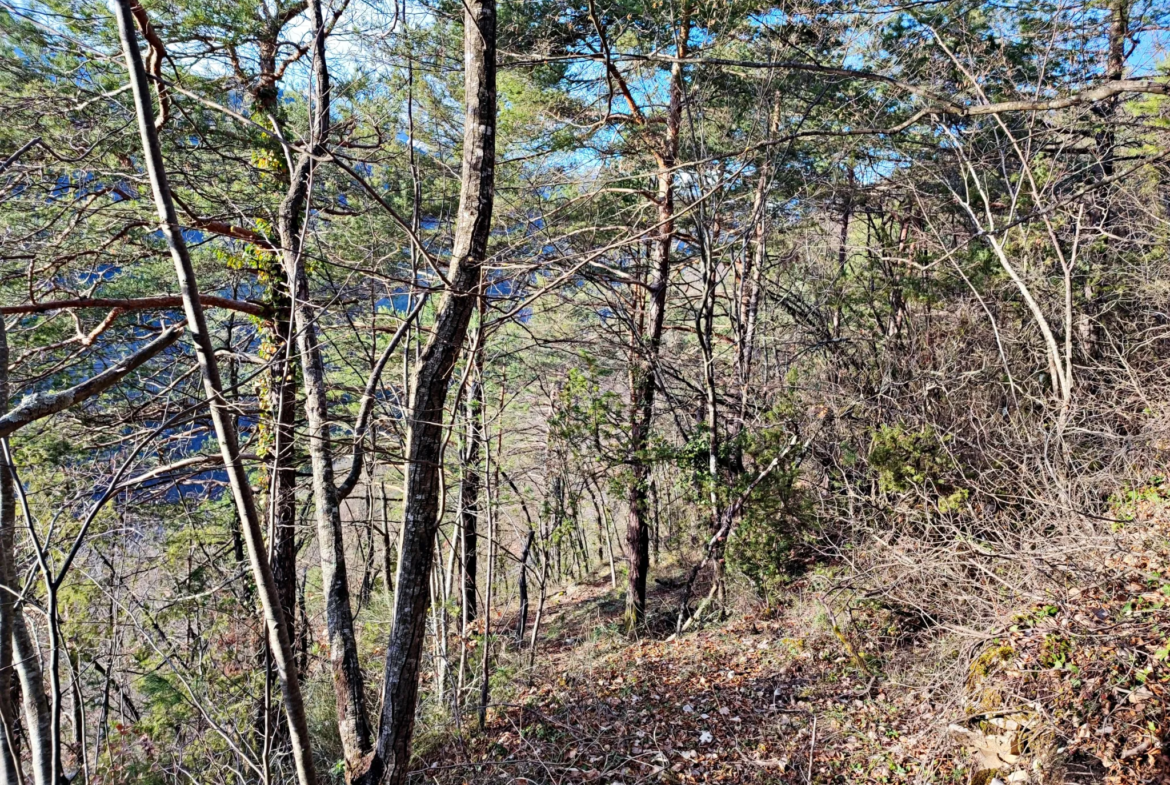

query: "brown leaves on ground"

left=963, top=516, right=1170, bottom=784
left=413, top=579, right=963, bottom=784
left=414, top=496, right=1170, bottom=784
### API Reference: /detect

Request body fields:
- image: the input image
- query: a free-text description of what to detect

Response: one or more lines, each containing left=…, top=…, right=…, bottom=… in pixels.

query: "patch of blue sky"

left=75, top=263, right=120, bottom=286
left=377, top=291, right=412, bottom=313
left=485, top=277, right=512, bottom=299
left=1130, top=29, right=1169, bottom=77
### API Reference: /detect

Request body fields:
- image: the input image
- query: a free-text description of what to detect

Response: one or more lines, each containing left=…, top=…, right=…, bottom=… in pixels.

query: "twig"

left=807, top=715, right=817, bottom=785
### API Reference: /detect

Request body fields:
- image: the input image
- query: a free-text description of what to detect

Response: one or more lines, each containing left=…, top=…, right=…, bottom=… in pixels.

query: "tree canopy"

left=0, top=0, right=1168, bottom=782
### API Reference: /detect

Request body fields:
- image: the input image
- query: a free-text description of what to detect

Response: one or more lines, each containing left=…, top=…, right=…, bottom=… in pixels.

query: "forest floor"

left=413, top=571, right=973, bottom=785
left=413, top=500, right=1170, bottom=784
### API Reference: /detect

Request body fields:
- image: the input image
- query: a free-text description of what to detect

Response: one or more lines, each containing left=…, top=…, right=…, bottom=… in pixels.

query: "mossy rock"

left=970, top=770, right=1000, bottom=785
left=967, top=644, right=1015, bottom=713
left=970, top=644, right=1015, bottom=681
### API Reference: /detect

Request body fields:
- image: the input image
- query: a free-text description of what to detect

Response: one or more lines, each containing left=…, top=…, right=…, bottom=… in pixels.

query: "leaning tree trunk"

left=363, top=2, right=496, bottom=782
left=112, top=5, right=318, bottom=784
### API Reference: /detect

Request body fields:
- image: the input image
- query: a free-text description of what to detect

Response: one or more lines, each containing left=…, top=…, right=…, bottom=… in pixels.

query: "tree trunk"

left=112, top=5, right=318, bottom=784
left=262, top=306, right=299, bottom=754
left=737, top=113, right=772, bottom=426
left=698, top=229, right=723, bottom=615
left=364, top=1, right=496, bottom=782
left=240, top=18, right=306, bottom=757
left=459, top=371, right=483, bottom=625
left=381, top=481, right=395, bottom=603
left=275, top=0, right=373, bottom=771
left=269, top=310, right=300, bottom=645
left=0, top=320, right=28, bottom=785
left=516, top=530, right=535, bottom=644
left=624, top=19, right=687, bottom=630
left=11, top=606, right=50, bottom=785
left=477, top=467, right=495, bottom=731
left=527, top=537, right=550, bottom=670
left=1080, top=0, right=1128, bottom=362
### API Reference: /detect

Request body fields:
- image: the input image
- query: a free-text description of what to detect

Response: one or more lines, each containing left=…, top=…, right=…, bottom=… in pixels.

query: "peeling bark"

left=625, top=15, right=689, bottom=630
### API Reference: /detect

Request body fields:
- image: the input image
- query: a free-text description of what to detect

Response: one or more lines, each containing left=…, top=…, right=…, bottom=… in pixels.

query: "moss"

left=970, top=645, right=1015, bottom=680
left=968, top=645, right=1015, bottom=715
left=969, top=769, right=1001, bottom=785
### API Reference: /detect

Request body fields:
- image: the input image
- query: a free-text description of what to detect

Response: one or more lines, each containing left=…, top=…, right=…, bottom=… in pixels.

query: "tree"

left=111, top=3, right=319, bottom=783
left=364, top=1, right=497, bottom=780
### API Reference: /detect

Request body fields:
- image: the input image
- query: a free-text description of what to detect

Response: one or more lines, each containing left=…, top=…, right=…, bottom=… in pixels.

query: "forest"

left=1, top=0, right=1169, bottom=782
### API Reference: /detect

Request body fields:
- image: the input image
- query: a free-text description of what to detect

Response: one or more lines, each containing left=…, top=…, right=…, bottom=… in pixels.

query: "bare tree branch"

left=0, top=323, right=183, bottom=438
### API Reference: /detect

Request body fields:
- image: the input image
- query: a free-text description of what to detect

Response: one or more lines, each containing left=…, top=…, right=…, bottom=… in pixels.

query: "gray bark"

left=275, top=0, right=373, bottom=769
left=363, top=1, right=496, bottom=781
left=111, top=4, right=318, bottom=784
left=478, top=438, right=496, bottom=731
left=516, top=529, right=535, bottom=644
left=0, top=319, right=24, bottom=785
left=459, top=373, right=483, bottom=624
left=11, top=606, right=49, bottom=785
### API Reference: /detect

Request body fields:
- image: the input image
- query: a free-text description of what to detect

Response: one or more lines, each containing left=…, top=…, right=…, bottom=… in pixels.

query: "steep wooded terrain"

left=1, top=0, right=1170, bottom=782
